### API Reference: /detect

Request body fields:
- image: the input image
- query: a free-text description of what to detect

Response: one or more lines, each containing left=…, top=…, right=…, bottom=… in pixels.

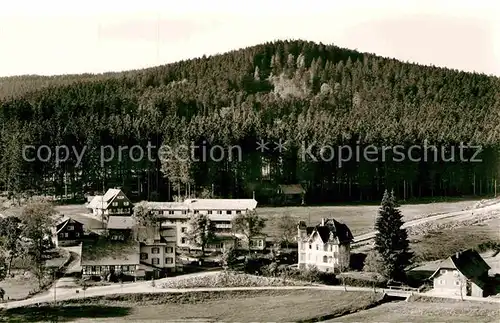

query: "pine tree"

left=373, top=189, right=413, bottom=281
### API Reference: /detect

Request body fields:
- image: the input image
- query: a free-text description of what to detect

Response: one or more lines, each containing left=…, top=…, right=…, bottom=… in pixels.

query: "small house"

left=277, top=184, right=306, bottom=205
left=53, top=216, right=84, bottom=247
left=429, top=249, right=491, bottom=297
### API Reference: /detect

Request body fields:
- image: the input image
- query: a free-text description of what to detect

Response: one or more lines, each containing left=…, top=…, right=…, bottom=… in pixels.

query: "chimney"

left=456, top=251, right=460, bottom=258
left=321, top=218, right=325, bottom=226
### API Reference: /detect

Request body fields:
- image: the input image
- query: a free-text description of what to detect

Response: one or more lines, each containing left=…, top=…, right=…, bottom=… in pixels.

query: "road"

left=353, top=201, right=500, bottom=243
left=2, top=273, right=499, bottom=310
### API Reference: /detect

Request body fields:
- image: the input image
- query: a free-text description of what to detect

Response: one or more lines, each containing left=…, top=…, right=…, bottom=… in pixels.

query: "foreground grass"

left=0, top=290, right=383, bottom=322
left=325, top=297, right=500, bottom=323
left=260, top=200, right=474, bottom=237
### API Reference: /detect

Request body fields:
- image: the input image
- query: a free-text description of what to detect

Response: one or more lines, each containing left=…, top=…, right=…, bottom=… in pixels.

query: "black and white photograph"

left=0, top=0, right=499, bottom=322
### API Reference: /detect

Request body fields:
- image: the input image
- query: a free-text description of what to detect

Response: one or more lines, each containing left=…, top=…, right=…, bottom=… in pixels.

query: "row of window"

left=143, top=257, right=174, bottom=265
left=154, top=210, right=243, bottom=215
left=299, top=253, right=338, bottom=262
left=437, top=279, right=461, bottom=286
left=59, top=232, right=80, bottom=238
left=111, top=201, right=130, bottom=206
left=83, top=265, right=135, bottom=273
left=141, top=247, right=174, bottom=258
left=300, top=242, right=339, bottom=252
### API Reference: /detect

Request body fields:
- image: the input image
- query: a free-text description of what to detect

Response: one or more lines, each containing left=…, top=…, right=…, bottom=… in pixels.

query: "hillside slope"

left=0, top=40, right=499, bottom=203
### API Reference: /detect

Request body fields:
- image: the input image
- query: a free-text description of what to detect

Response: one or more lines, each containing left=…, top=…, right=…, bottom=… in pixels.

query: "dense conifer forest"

left=0, top=40, right=499, bottom=204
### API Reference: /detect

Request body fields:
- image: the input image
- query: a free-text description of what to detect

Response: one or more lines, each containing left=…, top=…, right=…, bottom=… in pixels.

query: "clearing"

left=261, top=199, right=475, bottom=237
left=324, top=298, right=500, bottom=323
left=0, top=290, right=382, bottom=322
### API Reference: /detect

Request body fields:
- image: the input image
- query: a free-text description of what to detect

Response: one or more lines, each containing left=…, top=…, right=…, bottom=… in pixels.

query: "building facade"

left=429, top=249, right=491, bottom=297
left=297, top=218, right=353, bottom=273
left=87, top=188, right=133, bottom=221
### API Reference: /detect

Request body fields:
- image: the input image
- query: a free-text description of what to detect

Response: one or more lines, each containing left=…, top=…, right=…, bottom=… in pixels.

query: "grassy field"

left=325, top=298, right=500, bottom=323
left=0, top=249, right=70, bottom=301
left=0, top=290, right=383, bottom=322
left=260, top=200, right=475, bottom=237
left=410, top=217, right=500, bottom=262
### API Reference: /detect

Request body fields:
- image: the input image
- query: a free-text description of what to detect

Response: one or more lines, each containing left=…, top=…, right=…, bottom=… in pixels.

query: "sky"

left=0, top=0, right=499, bottom=77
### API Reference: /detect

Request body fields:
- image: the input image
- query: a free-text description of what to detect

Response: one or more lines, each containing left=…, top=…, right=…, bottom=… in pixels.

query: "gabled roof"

left=303, top=218, right=353, bottom=244
left=56, top=217, right=83, bottom=234
left=184, top=198, right=257, bottom=210
left=278, top=184, right=306, bottom=195
left=429, top=249, right=491, bottom=288
left=103, top=188, right=121, bottom=202
left=87, top=195, right=105, bottom=209
left=145, top=202, right=188, bottom=210
left=107, top=216, right=136, bottom=229
left=87, top=189, right=123, bottom=209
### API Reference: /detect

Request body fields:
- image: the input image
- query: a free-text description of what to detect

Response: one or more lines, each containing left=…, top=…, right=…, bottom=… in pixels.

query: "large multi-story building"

left=297, top=218, right=353, bottom=273
left=66, top=189, right=261, bottom=279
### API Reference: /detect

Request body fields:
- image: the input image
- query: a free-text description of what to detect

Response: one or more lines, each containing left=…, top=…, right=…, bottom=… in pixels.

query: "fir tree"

left=373, top=189, right=413, bottom=281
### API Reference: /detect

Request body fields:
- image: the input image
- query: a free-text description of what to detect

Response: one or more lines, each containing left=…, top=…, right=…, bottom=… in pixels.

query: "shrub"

left=160, top=272, right=309, bottom=289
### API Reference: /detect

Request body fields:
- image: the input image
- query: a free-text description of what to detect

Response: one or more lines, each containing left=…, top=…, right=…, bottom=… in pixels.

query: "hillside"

left=0, top=40, right=499, bottom=203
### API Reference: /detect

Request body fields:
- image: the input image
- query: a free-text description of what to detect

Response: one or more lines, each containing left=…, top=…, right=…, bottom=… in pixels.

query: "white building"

left=297, top=218, right=353, bottom=273
left=146, top=198, right=261, bottom=253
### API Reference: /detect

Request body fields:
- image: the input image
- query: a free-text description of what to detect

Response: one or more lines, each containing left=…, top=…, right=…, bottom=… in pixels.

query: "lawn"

left=324, top=298, right=500, bottom=323
left=0, top=290, right=383, bottom=322
left=410, top=217, right=500, bottom=262
left=0, top=249, right=70, bottom=301
left=260, top=200, right=475, bottom=237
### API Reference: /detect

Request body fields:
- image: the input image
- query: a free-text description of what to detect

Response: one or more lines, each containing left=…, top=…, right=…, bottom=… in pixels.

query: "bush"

left=278, top=266, right=338, bottom=285
left=363, top=250, right=388, bottom=277
left=160, top=272, right=309, bottom=289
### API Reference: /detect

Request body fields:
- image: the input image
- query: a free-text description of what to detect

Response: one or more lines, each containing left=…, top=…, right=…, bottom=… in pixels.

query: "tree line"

left=0, top=40, right=499, bottom=204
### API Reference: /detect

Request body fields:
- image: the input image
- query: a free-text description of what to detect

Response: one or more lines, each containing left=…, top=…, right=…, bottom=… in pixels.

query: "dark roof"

left=81, top=238, right=140, bottom=266
left=107, top=216, right=136, bottom=229
left=430, top=249, right=491, bottom=288
left=278, top=184, right=306, bottom=195
left=301, top=218, right=353, bottom=243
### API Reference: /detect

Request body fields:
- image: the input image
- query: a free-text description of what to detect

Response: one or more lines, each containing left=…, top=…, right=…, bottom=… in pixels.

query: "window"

left=323, top=256, right=328, bottom=263
left=208, top=210, right=212, bottom=214
left=455, top=280, right=460, bottom=286
left=438, top=280, right=445, bottom=285
left=91, top=266, right=97, bottom=272
left=165, top=247, right=174, bottom=253
left=124, top=201, right=129, bottom=206
left=217, top=210, right=222, bottom=215
left=169, top=210, right=174, bottom=215
left=194, top=210, right=199, bottom=214
left=181, top=227, right=187, bottom=233
left=117, top=195, right=124, bottom=199
left=112, top=202, right=118, bottom=206
left=151, top=247, right=160, bottom=254
left=309, top=243, right=312, bottom=249
left=67, top=225, right=74, bottom=231
left=182, top=210, right=187, bottom=214
left=236, top=210, right=241, bottom=214
left=323, top=244, right=328, bottom=251
left=166, top=257, right=173, bottom=264
left=316, top=244, right=319, bottom=250
left=140, top=253, right=148, bottom=260
left=152, top=258, right=159, bottom=265
left=122, top=265, right=129, bottom=271
left=64, top=232, right=69, bottom=237
left=226, top=210, right=232, bottom=215
left=181, top=237, right=186, bottom=244
left=440, top=269, right=447, bottom=274
left=75, top=232, right=80, bottom=237
left=453, top=270, right=459, bottom=277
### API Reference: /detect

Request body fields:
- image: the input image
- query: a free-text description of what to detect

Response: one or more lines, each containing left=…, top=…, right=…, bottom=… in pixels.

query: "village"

left=0, top=185, right=499, bottom=322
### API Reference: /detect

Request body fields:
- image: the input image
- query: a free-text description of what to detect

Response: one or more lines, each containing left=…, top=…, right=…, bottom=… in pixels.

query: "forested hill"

left=1, top=40, right=499, bottom=204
